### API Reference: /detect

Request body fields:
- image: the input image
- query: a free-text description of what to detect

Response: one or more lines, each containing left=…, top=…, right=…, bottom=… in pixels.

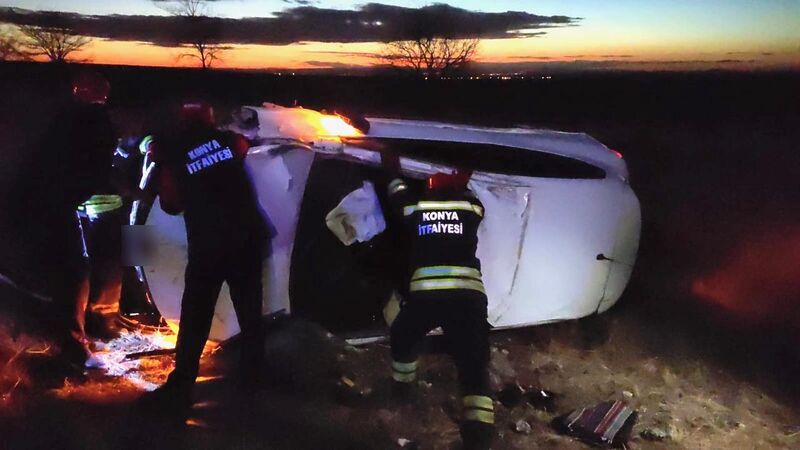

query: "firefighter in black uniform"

left=381, top=152, right=494, bottom=450
left=12, top=70, right=116, bottom=366
left=140, top=102, right=268, bottom=417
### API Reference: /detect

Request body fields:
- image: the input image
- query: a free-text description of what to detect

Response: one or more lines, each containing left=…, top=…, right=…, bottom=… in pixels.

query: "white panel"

left=145, top=148, right=313, bottom=341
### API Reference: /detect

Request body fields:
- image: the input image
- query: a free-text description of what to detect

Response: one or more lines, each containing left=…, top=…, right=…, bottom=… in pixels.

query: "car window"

left=346, top=137, right=606, bottom=179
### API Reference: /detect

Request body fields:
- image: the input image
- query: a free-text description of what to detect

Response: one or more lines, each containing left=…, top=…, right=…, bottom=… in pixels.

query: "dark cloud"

left=282, top=0, right=319, bottom=5
left=468, top=58, right=766, bottom=74
left=508, top=55, right=553, bottom=60
left=0, top=4, right=578, bottom=46
left=303, top=60, right=363, bottom=68
left=714, top=59, right=756, bottom=64
left=304, top=50, right=379, bottom=58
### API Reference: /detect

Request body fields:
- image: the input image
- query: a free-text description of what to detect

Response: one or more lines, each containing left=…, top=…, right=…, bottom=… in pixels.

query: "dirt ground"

left=1, top=293, right=798, bottom=450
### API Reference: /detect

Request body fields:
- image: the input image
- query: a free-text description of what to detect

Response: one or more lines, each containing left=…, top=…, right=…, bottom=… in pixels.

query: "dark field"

left=0, top=62, right=799, bottom=448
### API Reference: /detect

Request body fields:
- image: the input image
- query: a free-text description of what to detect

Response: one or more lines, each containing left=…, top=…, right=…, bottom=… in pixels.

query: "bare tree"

left=381, top=37, right=479, bottom=77
left=161, top=0, right=207, bottom=17
left=17, top=25, right=91, bottom=63
left=159, top=0, right=228, bottom=69
left=179, top=38, right=228, bottom=69
left=0, top=26, right=29, bottom=61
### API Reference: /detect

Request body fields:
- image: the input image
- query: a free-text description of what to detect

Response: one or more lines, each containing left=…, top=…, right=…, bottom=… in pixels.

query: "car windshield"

left=344, top=137, right=606, bottom=179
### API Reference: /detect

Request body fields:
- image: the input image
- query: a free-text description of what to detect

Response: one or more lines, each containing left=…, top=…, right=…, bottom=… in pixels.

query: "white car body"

left=145, top=104, right=641, bottom=341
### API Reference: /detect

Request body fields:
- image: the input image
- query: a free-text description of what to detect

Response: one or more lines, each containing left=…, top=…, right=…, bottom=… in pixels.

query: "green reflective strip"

left=403, top=201, right=483, bottom=217
left=463, top=395, right=494, bottom=411
left=392, top=371, right=417, bottom=383
left=81, top=195, right=122, bottom=215
left=139, top=135, right=154, bottom=155
left=412, top=266, right=482, bottom=281
left=464, top=409, right=495, bottom=424
left=392, top=360, right=418, bottom=373
left=410, top=278, right=486, bottom=294
left=388, top=179, right=408, bottom=196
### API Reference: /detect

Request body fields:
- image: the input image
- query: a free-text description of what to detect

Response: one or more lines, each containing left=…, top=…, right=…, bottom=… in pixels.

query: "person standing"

left=382, top=152, right=494, bottom=450
left=11, top=70, right=116, bottom=366
left=141, top=102, right=268, bottom=418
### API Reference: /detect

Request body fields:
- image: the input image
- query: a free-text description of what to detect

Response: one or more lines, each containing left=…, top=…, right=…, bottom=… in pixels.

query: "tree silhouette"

left=17, top=25, right=90, bottom=63
left=159, top=0, right=229, bottom=69
left=381, top=37, right=479, bottom=77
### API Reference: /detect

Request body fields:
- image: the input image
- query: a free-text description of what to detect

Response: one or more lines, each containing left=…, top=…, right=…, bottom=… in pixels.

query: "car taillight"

left=610, top=149, right=623, bottom=159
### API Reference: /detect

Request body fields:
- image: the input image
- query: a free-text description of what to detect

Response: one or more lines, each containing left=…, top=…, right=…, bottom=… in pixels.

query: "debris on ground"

left=397, top=437, right=418, bottom=448
left=497, top=382, right=557, bottom=412
left=514, top=419, right=532, bottom=435
left=640, top=426, right=671, bottom=441
left=497, top=383, right=525, bottom=408
left=3, top=316, right=800, bottom=449
left=552, top=400, right=637, bottom=448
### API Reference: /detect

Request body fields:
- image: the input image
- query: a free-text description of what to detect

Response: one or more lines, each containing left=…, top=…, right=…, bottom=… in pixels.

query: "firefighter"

left=382, top=152, right=494, bottom=450
left=78, top=133, right=157, bottom=338
left=13, top=70, right=116, bottom=365
left=139, top=102, right=268, bottom=418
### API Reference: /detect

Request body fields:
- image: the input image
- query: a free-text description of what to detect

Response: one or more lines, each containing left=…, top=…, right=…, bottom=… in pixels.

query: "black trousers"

left=390, top=289, right=490, bottom=396
left=169, top=236, right=266, bottom=386
left=42, top=210, right=90, bottom=347
left=79, top=208, right=123, bottom=319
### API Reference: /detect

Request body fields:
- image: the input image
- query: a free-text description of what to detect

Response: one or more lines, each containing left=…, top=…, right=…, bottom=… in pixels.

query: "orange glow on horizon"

left=37, top=34, right=797, bottom=72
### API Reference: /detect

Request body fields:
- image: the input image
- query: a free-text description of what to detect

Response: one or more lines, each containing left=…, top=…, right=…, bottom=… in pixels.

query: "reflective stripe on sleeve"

left=412, top=266, right=482, bottom=281
left=139, top=135, right=154, bottom=155
left=409, top=278, right=486, bottom=294
left=403, top=201, right=483, bottom=217
left=81, top=195, right=123, bottom=215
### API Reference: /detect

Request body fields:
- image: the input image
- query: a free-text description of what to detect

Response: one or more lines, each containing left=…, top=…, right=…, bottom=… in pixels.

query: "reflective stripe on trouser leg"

left=463, top=395, right=495, bottom=424
left=392, top=360, right=418, bottom=383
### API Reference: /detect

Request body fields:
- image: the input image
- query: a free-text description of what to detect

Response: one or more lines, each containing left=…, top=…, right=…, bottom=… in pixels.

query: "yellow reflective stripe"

left=81, top=195, right=122, bottom=215
left=84, top=194, right=122, bottom=204
left=409, top=278, right=485, bottom=294
left=412, top=266, right=482, bottom=281
left=464, top=409, right=495, bottom=424
left=388, top=178, right=408, bottom=196
left=463, top=395, right=494, bottom=411
left=392, top=371, right=417, bottom=383
left=392, top=360, right=418, bottom=373
left=403, top=201, right=483, bottom=217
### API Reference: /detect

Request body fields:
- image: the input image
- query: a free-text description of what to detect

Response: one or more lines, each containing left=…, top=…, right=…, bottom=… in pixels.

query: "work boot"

left=137, top=379, right=193, bottom=424
left=460, top=421, right=495, bottom=450
left=85, top=313, right=123, bottom=340
left=59, top=335, right=91, bottom=367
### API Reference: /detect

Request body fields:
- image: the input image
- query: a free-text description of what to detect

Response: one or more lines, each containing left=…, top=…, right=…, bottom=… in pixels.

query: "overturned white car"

left=144, top=104, right=640, bottom=341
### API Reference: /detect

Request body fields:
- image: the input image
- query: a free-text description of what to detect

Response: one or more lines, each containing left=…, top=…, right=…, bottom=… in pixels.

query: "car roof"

left=365, top=117, right=627, bottom=180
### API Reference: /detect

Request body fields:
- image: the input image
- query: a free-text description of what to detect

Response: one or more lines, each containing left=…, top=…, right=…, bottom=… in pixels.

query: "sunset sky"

left=1, top=0, right=798, bottom=71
